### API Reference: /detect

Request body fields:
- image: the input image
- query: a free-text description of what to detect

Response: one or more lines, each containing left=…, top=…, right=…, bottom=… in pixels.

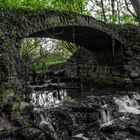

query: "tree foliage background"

left=0, top=0, right=139, bottom=24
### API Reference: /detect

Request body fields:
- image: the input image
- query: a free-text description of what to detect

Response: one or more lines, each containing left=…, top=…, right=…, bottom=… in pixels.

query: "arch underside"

left=29, top=26, right=122, bottom=48
left=29, top=26, right=124, bottom=65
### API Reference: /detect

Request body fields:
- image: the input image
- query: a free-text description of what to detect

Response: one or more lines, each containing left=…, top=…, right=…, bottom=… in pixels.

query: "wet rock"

left=100, top=119, right=129, bottom=132
left=0, top=127, right=21, bottom=139
left=130, top=71, right=139, bottom=78
left=128, top=113, right=140, bottom=120
left=123, top=78, right=133, bottom=84
left=124, top=50, right=132, bottom=56
left=0, top=113, right=11, bottom=129
left=113, top=112, right=124, bottom=118
left=20, top=128, right=43, bottom=140
left=0, top=128, right=11, bottom=138
left=130, top=126, right=140, bottom=135
left=19, top=101, right=33, bottom=115
left=134, top=78, right=140, bottom=84
left=123, top=65, right=129, bottom=71
left=100, top=124, right=117, bottom=132
left=37, top=133, right=48, bottom=140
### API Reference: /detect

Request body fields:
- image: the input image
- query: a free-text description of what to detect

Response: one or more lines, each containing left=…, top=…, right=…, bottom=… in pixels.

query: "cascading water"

left=30, top=89, right=140, bottom=139
left=30, top=89, right=70, bottom=138
left=100, top=92, right=140, bottom=127
left=73, top=133, right=89, bottom=140
left=31, top=89, right=68, bottom=108
left=114, top=93, right=140, bottom=114
left=100, top=104, right=113, bottom=127
left=100, top=109, right=112, bottom=126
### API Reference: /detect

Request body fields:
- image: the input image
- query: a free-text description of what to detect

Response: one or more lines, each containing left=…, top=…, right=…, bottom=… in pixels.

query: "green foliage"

left=0, top=28, right=5, bottom=37
left=51, top=0, right=87, bottom=14
left=64, top=95, right=71, bottom=101
left=0, top=0, right=48, bottom=10
left=21, top=38, right=79, bottom=71
left=0, top=0, right=138, bottom=24
left=87, top=0, right=138, bottom=25
left=0, top=0, right=87, bottom=14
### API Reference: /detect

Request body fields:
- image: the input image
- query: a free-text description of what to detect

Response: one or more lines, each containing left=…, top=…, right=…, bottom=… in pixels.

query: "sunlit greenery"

left=0, top=0, right=138, bottom=24
left=21, top=38, right=79, bottom=71
left=87, top=0, right=138, bottom=24
left=0, top=0, right=87, bottom=14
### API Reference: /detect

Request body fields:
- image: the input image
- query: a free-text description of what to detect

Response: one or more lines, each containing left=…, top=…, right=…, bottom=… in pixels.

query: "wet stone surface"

left=1, top=90, right=140, bottom=139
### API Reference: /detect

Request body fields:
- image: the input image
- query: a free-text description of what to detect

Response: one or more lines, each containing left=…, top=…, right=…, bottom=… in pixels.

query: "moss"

left=11, top=110, right=20, bottom=121
left=113, top=77, right=123, bottom=82
left=98, top=77, right=114, bottom=85
left=88, top=75, right=112, bottom=85
left=86, top=74, right=126, bottom=86
left=0, top=28, right=5, bottom=38
left=19, top=101, right=32, bottom=114
left=12, top=101, right=20, bottom=111
left=111, top=70, right=120, bottom=76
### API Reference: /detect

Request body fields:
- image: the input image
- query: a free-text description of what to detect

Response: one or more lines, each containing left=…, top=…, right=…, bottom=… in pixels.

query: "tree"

left=130, top=0, right=140, bottom=23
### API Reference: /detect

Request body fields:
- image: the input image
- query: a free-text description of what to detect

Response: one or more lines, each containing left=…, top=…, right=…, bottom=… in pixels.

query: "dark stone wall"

left=0, top=9, right=140, bottom=97
left=66, top=45, right=140, bottom=89
left=0, top=41, right=26, bottom=103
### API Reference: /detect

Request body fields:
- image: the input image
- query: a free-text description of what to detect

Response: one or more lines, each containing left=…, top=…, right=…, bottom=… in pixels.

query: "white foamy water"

left=100, top=103, right=113, bottom=127
left=100, top=109, right=113, bottom=127
left=31, top=89, right=68, bottom=108
left=132, top=92, right=140, bottom=100
left=73, top=133, right=89, bottom=140
left=114, top=94, right=140, bottom=114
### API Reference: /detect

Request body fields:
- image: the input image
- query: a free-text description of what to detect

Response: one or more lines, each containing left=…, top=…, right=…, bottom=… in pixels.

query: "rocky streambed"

left=1, top=89, right=140, bottom=140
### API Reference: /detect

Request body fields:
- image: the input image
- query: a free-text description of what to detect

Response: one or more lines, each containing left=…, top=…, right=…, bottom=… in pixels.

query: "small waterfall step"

left=114, top=94, right=140, bottom=114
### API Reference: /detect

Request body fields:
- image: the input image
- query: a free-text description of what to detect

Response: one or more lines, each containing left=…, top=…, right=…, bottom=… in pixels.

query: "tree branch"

left=124, top=0, right=138, bottom=19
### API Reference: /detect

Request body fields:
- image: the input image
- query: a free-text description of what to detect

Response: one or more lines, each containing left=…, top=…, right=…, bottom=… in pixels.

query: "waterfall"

left=114, top=94, right=140, bottom=114
left=100, top=109, right=112, bottom=127
left=100, top=104, right=112, bottom=127
left=31, top=89, right=68, bottom=108
left=73, top=134, right=89, bottom=140
left=101, top=110, right=110, bottom=124
left=99, top=93, right=140, bottom=127
left=133, top=92, right=140, bottom=100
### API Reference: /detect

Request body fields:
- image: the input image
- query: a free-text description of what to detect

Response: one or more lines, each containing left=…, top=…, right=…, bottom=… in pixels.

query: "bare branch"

left=124, top=0, right=138, bottom=19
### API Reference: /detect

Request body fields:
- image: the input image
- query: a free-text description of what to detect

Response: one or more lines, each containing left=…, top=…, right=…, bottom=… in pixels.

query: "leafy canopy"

left=0, top=0, right=138, bottom=24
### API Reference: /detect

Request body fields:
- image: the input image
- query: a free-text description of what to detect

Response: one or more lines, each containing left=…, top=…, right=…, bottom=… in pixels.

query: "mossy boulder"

left=19, top=101, right=33, bottom=115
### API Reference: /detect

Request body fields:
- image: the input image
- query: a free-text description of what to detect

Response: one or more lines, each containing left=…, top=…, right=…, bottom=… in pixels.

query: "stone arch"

left=12, top=10, right=126, bottom=45
left=8, top=10, right=125, bottom=66
left=12, top=10, right=125, bottom=87
left=1, top=10, right=127, bottom=67
left=27, top=25, right=124, bottom=66
left=1, top=9, right=136, bottom=89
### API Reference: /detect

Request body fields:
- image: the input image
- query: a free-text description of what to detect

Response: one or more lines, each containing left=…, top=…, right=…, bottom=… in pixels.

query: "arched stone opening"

left=25, top=25, right=125, bottom=88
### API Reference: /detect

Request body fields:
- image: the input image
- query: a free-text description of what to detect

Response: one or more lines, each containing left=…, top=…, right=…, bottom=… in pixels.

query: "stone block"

left=134, top=78, right=140, bottom=84
left=130, top=71, right=140, bottom=78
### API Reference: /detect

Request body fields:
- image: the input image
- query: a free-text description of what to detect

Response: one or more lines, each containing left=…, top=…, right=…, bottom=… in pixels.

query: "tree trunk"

left=130, top=0, right=140, bottom=22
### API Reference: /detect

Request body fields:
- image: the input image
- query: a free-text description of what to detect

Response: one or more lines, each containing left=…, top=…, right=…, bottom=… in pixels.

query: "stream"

left=30, top=87, right=140, bottom=140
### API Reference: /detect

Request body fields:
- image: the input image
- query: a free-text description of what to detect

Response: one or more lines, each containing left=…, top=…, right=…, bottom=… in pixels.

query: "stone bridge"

left=0, top=9, right=138, bottom=46
left=0, top=9, right=140, bottom=98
